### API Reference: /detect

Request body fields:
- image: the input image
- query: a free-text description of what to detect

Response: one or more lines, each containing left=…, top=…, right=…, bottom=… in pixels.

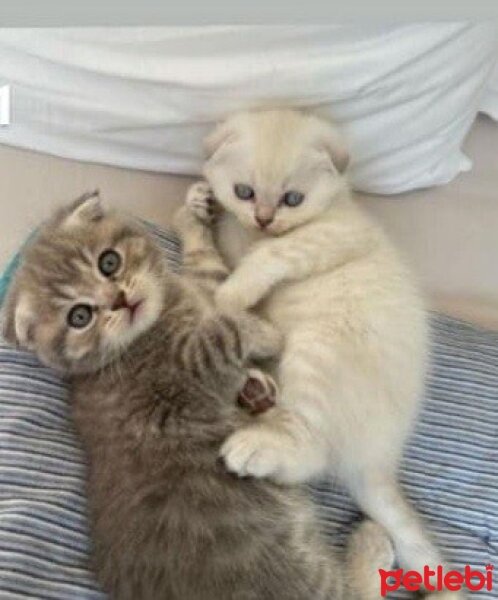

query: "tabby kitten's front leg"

left=175, top=201, right=325, bottom=482
left=175, top=184, right=283, bottom=414
left=178, top=182, right=283, bottom=357
left=173, top=188, right=228, bottom=297
left=177, top=188, right=306, bottom=481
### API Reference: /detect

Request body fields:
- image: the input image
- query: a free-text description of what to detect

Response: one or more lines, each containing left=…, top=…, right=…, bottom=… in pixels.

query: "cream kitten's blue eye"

left=234, top=184, right=255, bottom=201
left=68, top=304, right=93, bottom=329
left=98, top=249, right=121, bottom=277
left=282, top=191, right=305, bottom=207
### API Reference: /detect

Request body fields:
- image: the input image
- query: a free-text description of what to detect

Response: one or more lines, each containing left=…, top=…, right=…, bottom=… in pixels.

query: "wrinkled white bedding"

left=0, top=24, right=497, bottom=194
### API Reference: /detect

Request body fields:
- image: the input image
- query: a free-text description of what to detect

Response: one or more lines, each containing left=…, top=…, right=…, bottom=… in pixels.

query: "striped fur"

left=1, top=201, right=355, bottom=600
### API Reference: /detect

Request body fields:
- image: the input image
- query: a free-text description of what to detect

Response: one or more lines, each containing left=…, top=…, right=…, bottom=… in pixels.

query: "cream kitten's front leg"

left=215, top=219, right=373, bottom=313
left=215, top=248, right=291, bottom=313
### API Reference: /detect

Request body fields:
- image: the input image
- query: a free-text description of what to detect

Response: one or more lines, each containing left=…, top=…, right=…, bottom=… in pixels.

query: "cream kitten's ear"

left=64, top=190, right=105, bottom=228
left=2, top=290, right=36, bottom=350
left=204, top=120, right=238, bottom=161
left=314, top=121, right=350, bottom=174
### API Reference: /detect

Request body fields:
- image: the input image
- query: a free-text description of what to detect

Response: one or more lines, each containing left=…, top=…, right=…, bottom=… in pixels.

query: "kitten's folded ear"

left=204, top=119, right=238, bottom=161
left=314, top=120, right=350, bottom=174
left=2, top=286, right=36, bottom=350
left=63, top=190, right=106, bottom=229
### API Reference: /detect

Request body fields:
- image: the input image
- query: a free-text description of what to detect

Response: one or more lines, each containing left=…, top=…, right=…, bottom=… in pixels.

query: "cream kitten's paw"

left=215, top=284, right=249, bottom=314
left=221, top=422, right=292, bottom=481
left=186, top=180, right=221, bottom=224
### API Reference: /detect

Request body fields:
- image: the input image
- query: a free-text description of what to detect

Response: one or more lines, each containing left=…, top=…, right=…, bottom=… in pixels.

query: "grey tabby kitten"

left=2, top=193, right=391, bottom=600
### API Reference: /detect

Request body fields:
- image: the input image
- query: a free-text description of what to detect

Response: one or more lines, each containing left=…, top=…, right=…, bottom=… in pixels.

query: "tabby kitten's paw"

left=172, top=204, right=200, bottom=238
left=186, top=180, right=221, bottom=225
left=238, top=369, right=277, bottom=416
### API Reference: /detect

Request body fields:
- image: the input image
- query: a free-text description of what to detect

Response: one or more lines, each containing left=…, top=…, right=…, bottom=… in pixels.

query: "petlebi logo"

left=379, top=564, right=494, bottom=596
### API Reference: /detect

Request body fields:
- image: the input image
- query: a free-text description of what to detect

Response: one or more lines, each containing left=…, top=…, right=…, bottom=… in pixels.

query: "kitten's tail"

left=344, top=520, right=394, bottom=600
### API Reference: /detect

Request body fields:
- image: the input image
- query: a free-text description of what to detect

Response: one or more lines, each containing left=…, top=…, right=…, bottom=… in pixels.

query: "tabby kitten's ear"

left=2, top=288, right=36, bottom=350
left=63, top=190, right=105, bottom=229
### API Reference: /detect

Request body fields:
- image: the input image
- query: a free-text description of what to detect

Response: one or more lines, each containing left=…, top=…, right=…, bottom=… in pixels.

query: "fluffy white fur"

left=191, top=109, right=463, bottom=599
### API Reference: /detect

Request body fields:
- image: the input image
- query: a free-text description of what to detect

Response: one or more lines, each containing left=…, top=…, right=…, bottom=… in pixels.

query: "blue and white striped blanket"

left=0, top=227, right=497, bottom=598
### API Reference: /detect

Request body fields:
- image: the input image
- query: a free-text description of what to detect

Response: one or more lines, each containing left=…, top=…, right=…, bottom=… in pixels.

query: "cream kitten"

left=187, top=109, right=462, bottom=599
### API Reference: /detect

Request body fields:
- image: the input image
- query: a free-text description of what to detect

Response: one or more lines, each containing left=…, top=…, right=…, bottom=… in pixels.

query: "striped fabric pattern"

left=0, top=227, right=497, bottom=599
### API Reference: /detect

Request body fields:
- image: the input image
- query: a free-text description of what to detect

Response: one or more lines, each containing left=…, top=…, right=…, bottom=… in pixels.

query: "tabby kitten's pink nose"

left=111, top=290, right=128, bottom=311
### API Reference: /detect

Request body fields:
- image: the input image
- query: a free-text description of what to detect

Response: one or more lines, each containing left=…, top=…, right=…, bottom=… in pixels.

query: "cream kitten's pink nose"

left=255, top=202, right=275, bottom=229
left=255, top=215, right=274, bottom=229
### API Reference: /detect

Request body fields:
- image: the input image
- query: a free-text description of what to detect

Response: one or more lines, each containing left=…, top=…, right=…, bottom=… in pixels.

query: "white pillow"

left=479, top=55, right=498, bottom=121
left=0, top=24, right=496, bottom=195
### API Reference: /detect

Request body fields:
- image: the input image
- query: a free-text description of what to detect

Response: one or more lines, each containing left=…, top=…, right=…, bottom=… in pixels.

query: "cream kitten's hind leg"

left=221, top=411, right=465, bottom=600
left=349, top=470, right=466, bottom=600
left=344, top=521, right=454, bottom=600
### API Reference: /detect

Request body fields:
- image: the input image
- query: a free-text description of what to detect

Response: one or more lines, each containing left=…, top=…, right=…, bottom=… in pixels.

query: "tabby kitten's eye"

left=67, top=304, right=93, bottom=329
left=98, top=249, right=121, bottom=277
left=282, top=191, right=305, bottom=207
left=234, top=184, right=255, bottom=201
